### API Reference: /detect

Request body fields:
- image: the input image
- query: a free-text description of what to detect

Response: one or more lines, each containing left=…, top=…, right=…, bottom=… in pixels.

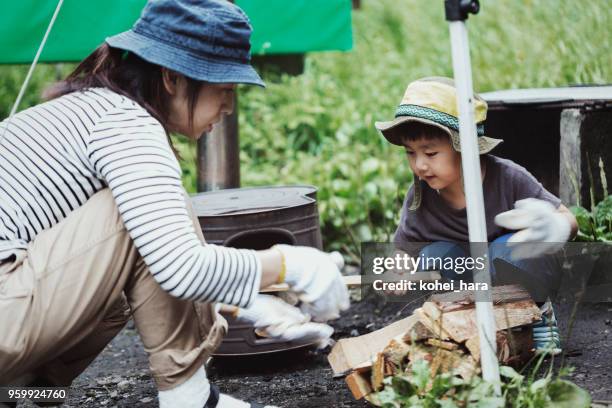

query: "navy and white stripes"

left=0, top=87, right=261, bottom=307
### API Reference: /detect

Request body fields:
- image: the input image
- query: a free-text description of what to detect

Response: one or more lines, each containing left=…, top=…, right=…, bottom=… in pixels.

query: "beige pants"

left=0, top=189, right=226, bottom=390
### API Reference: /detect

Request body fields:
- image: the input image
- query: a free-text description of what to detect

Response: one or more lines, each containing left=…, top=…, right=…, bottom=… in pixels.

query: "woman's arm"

left=557, top=204, right=578, bottom=240
left=258, top=248, right=283, bottom=288
left=88, top=106, right=266, bottom=307
left=185, top=190, right=283, bottom=291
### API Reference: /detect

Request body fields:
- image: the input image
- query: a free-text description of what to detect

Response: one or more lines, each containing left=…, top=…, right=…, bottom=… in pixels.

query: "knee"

left=419, top=242, right=465, bottom=261
left=489, top=233, right=515, bottom=264
left=104, top=295, right=131, bottom=326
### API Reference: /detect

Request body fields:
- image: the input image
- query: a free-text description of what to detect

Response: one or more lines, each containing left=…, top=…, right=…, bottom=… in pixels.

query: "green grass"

left=227, top=0, right=610, bottom=252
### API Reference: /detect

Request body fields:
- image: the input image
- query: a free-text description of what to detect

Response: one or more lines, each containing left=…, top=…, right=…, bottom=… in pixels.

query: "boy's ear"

left=162, top=68, right=182, bottom=95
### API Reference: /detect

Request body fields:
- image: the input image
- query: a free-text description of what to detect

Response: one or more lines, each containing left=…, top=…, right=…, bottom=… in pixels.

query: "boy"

left=375, top=77, right=578, bottom=354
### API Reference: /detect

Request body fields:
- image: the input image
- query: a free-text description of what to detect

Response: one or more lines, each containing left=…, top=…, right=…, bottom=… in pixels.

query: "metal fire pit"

left=191, top=185, right=323, bottom=356
left=481, top=85, right=612, bottom=208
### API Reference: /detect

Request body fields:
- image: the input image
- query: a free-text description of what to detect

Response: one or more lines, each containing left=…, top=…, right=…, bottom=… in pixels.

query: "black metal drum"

left=190, top=185, right=323, bottom=355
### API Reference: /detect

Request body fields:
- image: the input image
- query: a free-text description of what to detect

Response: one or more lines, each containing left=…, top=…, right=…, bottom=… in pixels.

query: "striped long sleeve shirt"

left=0, top=87, right=261, bottom=307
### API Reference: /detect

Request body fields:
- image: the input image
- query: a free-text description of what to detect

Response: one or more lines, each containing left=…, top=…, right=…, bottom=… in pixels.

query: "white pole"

left=449, top=21, right=501, bottom=393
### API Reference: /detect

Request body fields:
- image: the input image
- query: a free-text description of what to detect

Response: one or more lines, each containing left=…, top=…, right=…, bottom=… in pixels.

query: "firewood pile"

left=328, top=285, right=542, bottom=404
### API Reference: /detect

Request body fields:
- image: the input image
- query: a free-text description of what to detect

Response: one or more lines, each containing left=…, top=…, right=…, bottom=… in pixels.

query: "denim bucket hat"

left=106, top=0, right=265, bottom=87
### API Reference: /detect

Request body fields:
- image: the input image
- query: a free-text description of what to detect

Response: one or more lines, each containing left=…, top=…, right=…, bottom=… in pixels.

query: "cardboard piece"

left=328, top=315, right=419, bottom=376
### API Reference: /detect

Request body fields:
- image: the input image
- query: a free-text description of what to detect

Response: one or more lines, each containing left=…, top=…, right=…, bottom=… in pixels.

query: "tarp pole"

left=1, top=0, right=64, bottom=142
left=445, top=0, right=501, bottom=393
left=197, top=93, right=240, bottom=192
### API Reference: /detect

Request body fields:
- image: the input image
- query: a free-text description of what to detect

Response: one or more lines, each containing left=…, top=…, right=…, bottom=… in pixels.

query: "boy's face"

left=403, top=137, right=462, bottom=191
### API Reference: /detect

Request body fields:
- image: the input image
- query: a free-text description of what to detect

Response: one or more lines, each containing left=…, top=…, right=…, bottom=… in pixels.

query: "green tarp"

left=0, top=0, right=352, bottom=64
left=239, top=0, right=352, bottom=55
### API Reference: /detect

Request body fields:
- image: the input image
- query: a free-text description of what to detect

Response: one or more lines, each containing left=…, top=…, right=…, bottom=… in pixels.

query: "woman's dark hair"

left=44, top=43, right=203, bottom=135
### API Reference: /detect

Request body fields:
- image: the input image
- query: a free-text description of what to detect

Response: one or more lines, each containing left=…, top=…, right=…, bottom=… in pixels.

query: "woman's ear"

left=162, top=68, right=182, bottom=95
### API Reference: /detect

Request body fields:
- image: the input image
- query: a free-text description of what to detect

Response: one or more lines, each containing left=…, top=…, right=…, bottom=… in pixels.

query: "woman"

left=0, top=1, right=349, bottom=407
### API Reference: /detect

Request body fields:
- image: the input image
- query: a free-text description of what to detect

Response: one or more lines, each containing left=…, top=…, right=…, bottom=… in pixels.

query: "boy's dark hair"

left=44, top=43, right=203, bottom=135
left=399, top=122, right=450, bottom=145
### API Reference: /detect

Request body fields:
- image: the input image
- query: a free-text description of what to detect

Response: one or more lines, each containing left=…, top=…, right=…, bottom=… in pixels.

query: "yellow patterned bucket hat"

left=375, top=76, right=502, bottom=154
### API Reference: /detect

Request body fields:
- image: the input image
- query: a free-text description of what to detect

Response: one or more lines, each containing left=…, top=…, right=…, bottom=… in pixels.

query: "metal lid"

left=191, top=185, right=317, bottom=216
left=482, top=85, right=612, bottom=108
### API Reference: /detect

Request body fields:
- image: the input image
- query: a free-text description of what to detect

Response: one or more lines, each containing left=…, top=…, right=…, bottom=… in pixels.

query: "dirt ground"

left=16, top=278, right=612, bottom=408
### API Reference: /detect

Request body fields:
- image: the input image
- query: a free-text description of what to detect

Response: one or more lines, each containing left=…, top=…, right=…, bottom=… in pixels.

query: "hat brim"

left=376, top=116, right=451, bottom=145
left=375, top=116, right=502, bottom=154
left=106, top=30, right=266, bottom=87
left=448, top=131, right=502, bottom=155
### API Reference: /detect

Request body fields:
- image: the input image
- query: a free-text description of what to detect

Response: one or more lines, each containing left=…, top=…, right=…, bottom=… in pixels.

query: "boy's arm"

left=557, top=204, right=578, bottom=240
left=495, top=198, right=575, bottom=259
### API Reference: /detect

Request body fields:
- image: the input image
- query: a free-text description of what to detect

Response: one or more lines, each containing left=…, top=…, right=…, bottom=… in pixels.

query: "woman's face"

left=167, top=78, right=236, bottom=140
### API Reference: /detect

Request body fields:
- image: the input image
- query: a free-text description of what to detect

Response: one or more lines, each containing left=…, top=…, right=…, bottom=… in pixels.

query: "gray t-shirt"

left=394, top=155, right=562, bottom=248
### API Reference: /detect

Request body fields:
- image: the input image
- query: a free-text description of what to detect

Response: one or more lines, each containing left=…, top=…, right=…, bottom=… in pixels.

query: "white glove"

left=235, top=294, right=334, bottom=348
left=236, top=294, right=309, bottom=328
left=275, top=245, right=350, bottom=322
left=256, top=322, right=334, bottom=349
left=494, top=198, right=571, bottom=259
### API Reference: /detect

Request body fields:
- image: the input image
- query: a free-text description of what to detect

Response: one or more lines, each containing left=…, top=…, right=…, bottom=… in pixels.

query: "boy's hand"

left=494, top=198, right=571, bottom=259
left=275, top=245, right=350, bottom=322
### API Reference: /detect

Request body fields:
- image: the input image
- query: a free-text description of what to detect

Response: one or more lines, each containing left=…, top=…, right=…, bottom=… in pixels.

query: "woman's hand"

left=275, top=244, right=350, bottom=322
left=494, top=198, right=574, bottom=259
left=230, top=294, right=334, bottom=348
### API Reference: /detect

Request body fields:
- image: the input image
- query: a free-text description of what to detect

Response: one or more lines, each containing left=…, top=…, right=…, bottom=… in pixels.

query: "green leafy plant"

left=371, top=360, right=590, bottom=408
left=373, top=360, right=504, bottom=408
left=570, top=195, right=612, bottom=242
left=0, top=64, right=74, bottom=119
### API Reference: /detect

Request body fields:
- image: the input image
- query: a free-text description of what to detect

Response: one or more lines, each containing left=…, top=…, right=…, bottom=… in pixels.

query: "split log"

left=421, top=297, right=540, bottom=343
left=382, top=336, right=412, bottom=366
left=407, top=346, right=479, bottom=381
left=426, top=338, right=459, bottom=351
left=407, top=343, right=435, bottom=366
left=466, top=327, right=534, bottom=367
left=414, top=308, right=452, bottom=340
left=429, top=349, right=461, bottom=377
left=402, top=320, right=434, bottom=343
left=370, top=350, right=404, bottom=392
left=384, top=360, right=397, bottom=376
left=453, top=354, right=480, bottom=380
left=345, top=371, right=373, bottom=400
left=371, top=353, right=386, bottom=391
left=428, top=284, right=533, bottom=312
